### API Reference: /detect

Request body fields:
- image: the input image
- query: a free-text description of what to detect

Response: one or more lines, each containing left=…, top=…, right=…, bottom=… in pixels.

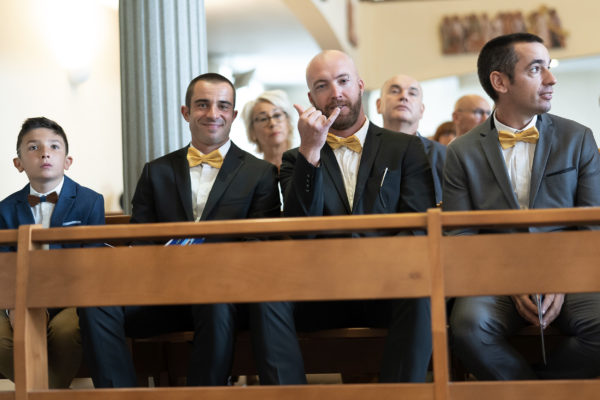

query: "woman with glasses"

left=242, top=90, right=295, bottom=170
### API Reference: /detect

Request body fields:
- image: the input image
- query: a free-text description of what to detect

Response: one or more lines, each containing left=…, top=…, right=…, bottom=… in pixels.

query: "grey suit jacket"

left=418, top=133, right=446, bottom=205
left=442, top=113, right=600, bottom=232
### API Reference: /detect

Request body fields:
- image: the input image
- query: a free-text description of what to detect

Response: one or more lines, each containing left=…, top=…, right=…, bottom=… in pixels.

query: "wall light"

left=36, top=0, right=102, bottom=87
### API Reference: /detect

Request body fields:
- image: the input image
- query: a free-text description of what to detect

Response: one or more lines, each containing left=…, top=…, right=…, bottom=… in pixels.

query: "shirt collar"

left=352, top=118, right=370, bottom=146
left=189, top=139, right=231, bottom=158
left=29, top=177, right=65, bottom=197
left=493, top=112, right=538, bottom=134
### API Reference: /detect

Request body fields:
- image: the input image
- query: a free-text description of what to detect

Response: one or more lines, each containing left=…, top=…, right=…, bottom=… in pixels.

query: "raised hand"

left=294, top=104, right=340, bottom=166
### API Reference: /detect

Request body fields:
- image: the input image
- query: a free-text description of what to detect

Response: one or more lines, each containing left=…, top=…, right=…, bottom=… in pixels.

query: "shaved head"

left=452, top=94, right=491, bottom=136
left=304, top=50, right=365, bottom=134
left=377, top=74, right=424, bottom=134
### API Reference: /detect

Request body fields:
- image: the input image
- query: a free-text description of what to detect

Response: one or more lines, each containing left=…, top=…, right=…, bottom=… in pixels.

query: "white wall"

left=0, top=0, right=122, bottom=212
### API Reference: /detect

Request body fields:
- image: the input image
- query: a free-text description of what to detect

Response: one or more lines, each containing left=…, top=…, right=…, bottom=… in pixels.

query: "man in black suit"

left=79, top=73, right=280, bottom=387
left=252, top=50, right=436, bottom=384
left=376, top=73, right=446, bottom=205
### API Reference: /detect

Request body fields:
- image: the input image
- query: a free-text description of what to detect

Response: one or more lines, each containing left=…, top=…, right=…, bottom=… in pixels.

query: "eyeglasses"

left=253, top=112, right=286, bottom=127
left=457, top=108, right=491, bottom=118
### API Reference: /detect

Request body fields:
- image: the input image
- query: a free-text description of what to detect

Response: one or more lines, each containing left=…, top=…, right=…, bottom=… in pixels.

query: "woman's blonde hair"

left=242, top=90, right=295, bottom=153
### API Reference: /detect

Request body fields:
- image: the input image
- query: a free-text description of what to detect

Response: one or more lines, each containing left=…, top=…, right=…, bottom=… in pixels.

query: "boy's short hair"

left=17, top=117, right=69, bottom=157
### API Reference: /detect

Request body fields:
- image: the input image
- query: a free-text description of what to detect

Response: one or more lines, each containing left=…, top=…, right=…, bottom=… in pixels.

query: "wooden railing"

left=3, top=208, right=600, bottom=399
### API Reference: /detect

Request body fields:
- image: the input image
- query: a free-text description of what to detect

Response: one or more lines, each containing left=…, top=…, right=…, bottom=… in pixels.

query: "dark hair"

left=17, top=117, right=69, bottom=157
left=185, top=72, right=236, bottom=109
left=477, top=33, right=544, bottom=101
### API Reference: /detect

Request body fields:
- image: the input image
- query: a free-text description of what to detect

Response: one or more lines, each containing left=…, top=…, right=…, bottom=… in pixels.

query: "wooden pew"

left=10, top=208, right=600, bottom=400
left=442, top=208, right=600, bottom=399
left=0, top=230, right=18, bottom=399
left=14, top=213, right=441, bottom=400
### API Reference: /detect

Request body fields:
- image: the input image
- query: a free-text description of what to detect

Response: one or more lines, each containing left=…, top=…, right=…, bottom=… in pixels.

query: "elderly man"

left=445, top=33, right=600, bottom=380
left=452, top=94, right=491, bottom=137
left=252, top=50, right=436, bottom=385
left=377, top=74, right=446, bottom=204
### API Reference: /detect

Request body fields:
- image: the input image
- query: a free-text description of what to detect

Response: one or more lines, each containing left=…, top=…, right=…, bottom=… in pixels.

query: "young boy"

left=0, top=117, right=105, bottom=388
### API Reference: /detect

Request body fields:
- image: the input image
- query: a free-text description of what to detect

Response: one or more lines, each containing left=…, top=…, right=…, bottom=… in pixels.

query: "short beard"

left=321, top=97, right=362, bottom=131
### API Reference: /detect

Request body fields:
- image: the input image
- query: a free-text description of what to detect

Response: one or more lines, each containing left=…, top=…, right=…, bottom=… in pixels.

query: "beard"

left=320, top=96, right=362, bottom=131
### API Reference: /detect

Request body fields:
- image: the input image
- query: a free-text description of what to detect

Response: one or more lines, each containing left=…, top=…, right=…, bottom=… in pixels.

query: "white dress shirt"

left=494, top=114, right=538, bottom=210
left=189, top=140, right=231, bottom=221
left=29, top=177, right=65, bottom=228
left=330, top=118, right=369, bottom=209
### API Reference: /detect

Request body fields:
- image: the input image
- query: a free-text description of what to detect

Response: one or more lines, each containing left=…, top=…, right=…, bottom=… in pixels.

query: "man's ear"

left=13, top=158, right=24, bottom=173
left=490, top=71, right=509, bottom=95
left=376, top=98, right=382, bottom=114
left=181, top=105, right=190, bottom=122
left=63, top=155, right=73, bottom=171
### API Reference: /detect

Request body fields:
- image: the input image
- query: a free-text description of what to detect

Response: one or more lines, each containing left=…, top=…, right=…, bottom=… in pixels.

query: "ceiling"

left=205, top=0, right=320, bottom=86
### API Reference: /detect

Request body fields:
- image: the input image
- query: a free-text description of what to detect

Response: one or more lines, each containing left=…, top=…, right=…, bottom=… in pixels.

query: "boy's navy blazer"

left=0, top=175, right=105, bottom=250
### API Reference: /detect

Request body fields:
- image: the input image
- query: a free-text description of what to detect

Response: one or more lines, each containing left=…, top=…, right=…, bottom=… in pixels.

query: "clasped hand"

left=511, top=293, right=565, bottom=328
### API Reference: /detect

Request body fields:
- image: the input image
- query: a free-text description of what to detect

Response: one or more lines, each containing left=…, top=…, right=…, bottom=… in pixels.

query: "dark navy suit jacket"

left=0, top=175, right=105, bottom=316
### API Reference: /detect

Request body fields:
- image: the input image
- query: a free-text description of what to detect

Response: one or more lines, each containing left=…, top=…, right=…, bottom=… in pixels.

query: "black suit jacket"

left=131, top=143, right=281, bottom=226
left=280, top=122, right=435, bottom=229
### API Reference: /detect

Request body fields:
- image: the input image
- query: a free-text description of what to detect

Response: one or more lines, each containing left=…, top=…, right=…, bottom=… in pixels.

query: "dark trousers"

left=450, top=293, right=600, bottom=380
left=78, top=303, right=250, bottom=387
left=252, top=298, right=432, bottom=384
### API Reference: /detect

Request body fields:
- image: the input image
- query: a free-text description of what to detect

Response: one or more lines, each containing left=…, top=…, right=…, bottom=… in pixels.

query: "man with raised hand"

left=252, top=50, right=436, bottom=385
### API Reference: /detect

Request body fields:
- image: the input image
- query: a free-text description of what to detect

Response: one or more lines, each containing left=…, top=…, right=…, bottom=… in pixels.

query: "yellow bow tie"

left=326, top=133, right=362, bottom=153
left=498, top=126, right=540, bottom=149
left=187, top=147, right=224, bottom=168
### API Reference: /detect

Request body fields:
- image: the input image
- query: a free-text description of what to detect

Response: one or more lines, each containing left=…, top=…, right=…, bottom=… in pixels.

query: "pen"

left=380, top=167, right=388, bottom=188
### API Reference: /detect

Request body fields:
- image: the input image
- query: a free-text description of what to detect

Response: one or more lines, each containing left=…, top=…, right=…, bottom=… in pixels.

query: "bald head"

left=305, top=50, right=365, bottom=134
left=306, top=50, right=359, bottom=89
left=376, top=74, right=424, bottom=135
left=452, top=94, right=491, bottom=136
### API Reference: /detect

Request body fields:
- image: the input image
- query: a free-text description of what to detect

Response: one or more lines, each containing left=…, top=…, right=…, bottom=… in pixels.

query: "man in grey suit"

left=377, top=74, right=446, bottom=205
left=252, top=50, right=436, bottom=385
left=444, top=33, right=600, bottom=380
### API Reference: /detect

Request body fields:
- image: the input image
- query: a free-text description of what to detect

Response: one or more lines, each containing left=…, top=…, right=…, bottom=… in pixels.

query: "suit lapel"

left=200, top=143, right=245, bottom=220
left=479, top=120, right=520, bottom=208
left=529, top=114, right=553, bottom=208
left=15, top=185, right=35, bottom=225
left=172, top=147, right=194, bottom=221
left=50, top=176, right=76, bottom=227
left=353, top=124, right=381, bottom=213
left=321, top=144, right=351, bottom=214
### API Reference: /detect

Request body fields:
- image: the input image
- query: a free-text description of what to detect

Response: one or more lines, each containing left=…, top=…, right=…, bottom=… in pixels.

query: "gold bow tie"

left=187, top=147, right=223, bottom=168
left=326, top=133, right=362, bottom=153
left=498, top=127, right=540, bottom=149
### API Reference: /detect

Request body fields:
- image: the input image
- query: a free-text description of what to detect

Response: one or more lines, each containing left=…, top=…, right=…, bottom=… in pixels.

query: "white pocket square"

left=62, top=220, right=81, bottom=226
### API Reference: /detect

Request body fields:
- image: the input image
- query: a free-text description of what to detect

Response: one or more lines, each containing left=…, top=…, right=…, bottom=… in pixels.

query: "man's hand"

left=540, top=293, right=564, bottom=327
left=295, top=104, right=340, bottom=166
left=512, top=293, right=565, bottom=328
left=512, top=295, right=539, bottom=325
